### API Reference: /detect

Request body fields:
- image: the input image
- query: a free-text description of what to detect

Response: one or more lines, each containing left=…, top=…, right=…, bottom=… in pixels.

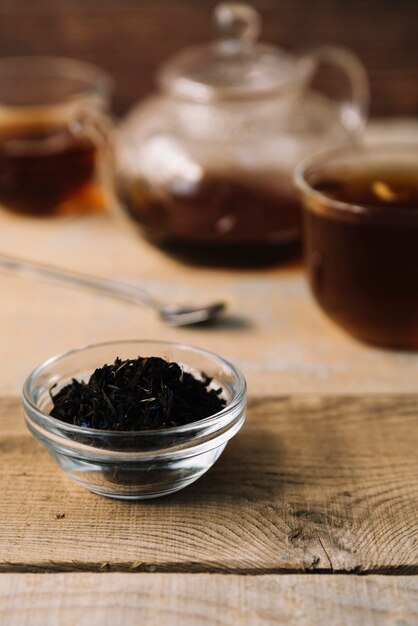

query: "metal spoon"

left=0, top=253, right=226, bottom=326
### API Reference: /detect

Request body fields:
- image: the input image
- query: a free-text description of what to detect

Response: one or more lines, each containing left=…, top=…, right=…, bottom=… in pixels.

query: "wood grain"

left=0, top=573, right=417, bottom=626
left=0, top=0, right=416, bottom=116
left=1, top=395, right=418, bottom=573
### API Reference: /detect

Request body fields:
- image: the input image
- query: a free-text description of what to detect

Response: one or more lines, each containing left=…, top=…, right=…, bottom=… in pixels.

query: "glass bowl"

left=23, top=340, right=246, bottom=500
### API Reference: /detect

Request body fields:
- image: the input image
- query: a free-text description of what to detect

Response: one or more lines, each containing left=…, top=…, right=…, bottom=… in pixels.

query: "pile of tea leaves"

left=49, top=356, right=226, bottom=431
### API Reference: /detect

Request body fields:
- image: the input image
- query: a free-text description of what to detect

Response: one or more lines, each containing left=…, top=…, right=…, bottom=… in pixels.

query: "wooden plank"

left=1, top=395, right=418, bottom=573
left=0, top=0, right=416, bottom=116
left=0, top=573, right=417, bottom=626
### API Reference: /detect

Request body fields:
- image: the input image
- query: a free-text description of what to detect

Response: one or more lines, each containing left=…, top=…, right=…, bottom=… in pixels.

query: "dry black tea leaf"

left=50, top=356, right=226, bottom=431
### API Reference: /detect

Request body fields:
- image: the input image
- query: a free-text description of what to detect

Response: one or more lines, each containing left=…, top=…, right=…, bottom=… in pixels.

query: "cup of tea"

left=0, top=56, right=113, bottom=217
left=295, top=144, right=418, bottom=349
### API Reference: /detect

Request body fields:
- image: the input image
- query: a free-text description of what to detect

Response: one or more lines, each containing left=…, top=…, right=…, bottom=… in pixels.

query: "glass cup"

left=0, top=56, right=113, bottom=217
left=295, top=144, right=418, bottom=349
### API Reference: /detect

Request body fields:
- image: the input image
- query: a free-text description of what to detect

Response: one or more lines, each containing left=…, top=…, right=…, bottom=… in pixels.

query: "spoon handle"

left=0, top=253, right=161, bottom=310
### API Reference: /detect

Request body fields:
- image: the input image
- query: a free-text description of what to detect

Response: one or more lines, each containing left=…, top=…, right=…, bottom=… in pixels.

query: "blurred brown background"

left=0, top=0, right=417, bottom=117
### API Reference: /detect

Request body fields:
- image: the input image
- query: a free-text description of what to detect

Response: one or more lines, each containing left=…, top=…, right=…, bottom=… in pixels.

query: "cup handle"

left=303, top=46, right=370, bottom=136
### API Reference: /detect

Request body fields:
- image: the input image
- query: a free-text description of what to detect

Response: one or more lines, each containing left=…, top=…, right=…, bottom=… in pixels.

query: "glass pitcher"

left=0, top=57, right=113, bottom=218
left=117, top=3, right=369, bottom=265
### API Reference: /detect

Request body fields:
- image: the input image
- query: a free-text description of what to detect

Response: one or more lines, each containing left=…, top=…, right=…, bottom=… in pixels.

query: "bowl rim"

left=22, top=339, right=247, bottom=437
left=294, top=142, right=418, bottom=219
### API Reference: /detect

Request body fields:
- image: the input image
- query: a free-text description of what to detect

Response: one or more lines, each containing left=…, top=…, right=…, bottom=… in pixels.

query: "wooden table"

left=1, top=122, right=418, bottom=624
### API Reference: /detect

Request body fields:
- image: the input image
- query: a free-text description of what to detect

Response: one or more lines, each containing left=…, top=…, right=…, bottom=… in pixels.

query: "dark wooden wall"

left=0, top=0, right=417, bottom=117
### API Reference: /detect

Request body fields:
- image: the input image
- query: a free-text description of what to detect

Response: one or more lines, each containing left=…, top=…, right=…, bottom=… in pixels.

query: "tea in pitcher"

left=0, top=122, right=98, bottom=216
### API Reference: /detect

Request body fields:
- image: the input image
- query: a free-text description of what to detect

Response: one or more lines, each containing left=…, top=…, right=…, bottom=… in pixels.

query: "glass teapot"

left=117, top=3, right=369, bottom=264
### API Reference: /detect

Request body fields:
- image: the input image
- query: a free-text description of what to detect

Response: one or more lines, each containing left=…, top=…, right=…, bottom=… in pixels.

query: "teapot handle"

left=303, top=46, right=370, bottom=136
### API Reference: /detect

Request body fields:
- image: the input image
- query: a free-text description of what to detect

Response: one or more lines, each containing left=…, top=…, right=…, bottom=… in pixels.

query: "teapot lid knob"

left=158, top=3, right=300, bottom=101
left=214, top=3, right=261, bottom=48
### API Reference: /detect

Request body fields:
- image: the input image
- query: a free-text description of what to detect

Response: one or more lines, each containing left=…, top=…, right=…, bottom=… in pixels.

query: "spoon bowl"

left=159, top=302, right=226, bottom=325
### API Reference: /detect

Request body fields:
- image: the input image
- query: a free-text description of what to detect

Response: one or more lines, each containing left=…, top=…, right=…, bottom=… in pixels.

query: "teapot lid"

left=158, top=3, right=304, bottom=101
